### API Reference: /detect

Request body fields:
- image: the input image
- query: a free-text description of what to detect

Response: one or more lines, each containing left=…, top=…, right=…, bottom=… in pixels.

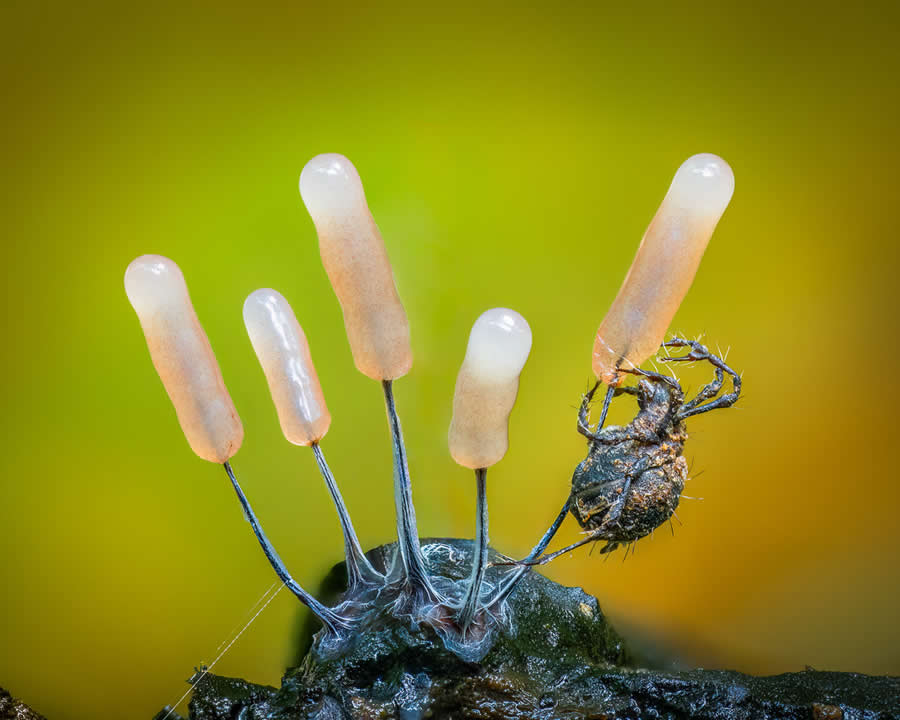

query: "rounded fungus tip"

left=243, top=289, right=331, bottom=446
left=299, top=153, right=412, bottom=381
left=299, top=153, right=367, bottom=216
left=592, top=153, right=735, bottom=385
left=449, top=309, right=532, bottom=470
left=465, top=309, right=533, bottom=383
left=124, top=254, right=243, bottom=463
left=667, top=153, right=735, bottom=215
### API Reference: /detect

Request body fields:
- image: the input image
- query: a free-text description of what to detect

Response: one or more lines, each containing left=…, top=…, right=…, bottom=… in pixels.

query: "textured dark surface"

left=156, top=540, right=900, bottom=720
left=0, top=686, right=47, bottom=720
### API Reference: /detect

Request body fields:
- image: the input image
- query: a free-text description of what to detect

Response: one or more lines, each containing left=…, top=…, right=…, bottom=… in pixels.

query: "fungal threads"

left=125, top=150, right=739, bottom=664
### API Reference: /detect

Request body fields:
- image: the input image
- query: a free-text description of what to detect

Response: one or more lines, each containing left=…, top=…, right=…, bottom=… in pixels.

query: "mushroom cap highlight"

left=592, top=153, right=734, bottom=385
left=299, top=153, right=412, bottom=381
left=243, top=288, right=331, bottom=446
left=449, top=309, right=532, bottom=470
left=124, top=254, right=243, bottom=463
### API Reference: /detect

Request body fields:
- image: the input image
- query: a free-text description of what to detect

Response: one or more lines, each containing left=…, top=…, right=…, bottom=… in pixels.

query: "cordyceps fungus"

left=449, top=309, right=532, bottom=641
left=125, top=151, right=742, bottom=667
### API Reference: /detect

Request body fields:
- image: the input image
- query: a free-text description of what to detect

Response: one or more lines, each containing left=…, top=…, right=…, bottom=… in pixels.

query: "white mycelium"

left=124, top=254, right=243, bottom=463
left=449, top=309, right=533, bottom=470
left=592, top=153, right=734, bottom=385
left=243, top=289, right=331, bottom=446
left=299, top=153, right=412, bottom=381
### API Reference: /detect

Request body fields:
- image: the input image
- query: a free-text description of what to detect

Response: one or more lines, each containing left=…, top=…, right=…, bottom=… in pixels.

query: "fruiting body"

left=449, top=309, right=532, bottom=470
left=124, top=255, right=243, bottom=463
left=299, top=153, right=412, bottom=381
left=243, top=289, right=330, bottom=446
left=592, top=154, right=734, bottom=385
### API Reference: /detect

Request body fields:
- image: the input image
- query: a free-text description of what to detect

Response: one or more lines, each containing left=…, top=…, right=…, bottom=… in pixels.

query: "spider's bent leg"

left=576, top=381, right=601, bottom=439
left=660, top=338, right=741, bottom=419
left=601, top=454, right=652, bottom=527
left=680, top=366, right=724, bottom=412
left=579, top=383, right=641, bottom=442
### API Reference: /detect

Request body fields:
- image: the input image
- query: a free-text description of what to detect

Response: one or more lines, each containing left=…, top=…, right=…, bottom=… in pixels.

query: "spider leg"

left=577, top=384, right=629, bottom=441
left=577, top=381, right=601, bottom=438
left=660, top=338, right=741, bottom=419
left=682, top=366, right=724, bottom=412
left=618, top=364, right=681, bottom=389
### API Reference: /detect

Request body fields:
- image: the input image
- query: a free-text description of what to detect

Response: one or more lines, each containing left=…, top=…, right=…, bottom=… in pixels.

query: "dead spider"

left=520, top=337, right=741, bottom=566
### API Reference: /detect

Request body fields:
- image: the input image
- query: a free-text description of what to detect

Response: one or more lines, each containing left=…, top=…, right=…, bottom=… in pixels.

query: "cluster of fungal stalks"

left=125, top=152, right=737, bottom=661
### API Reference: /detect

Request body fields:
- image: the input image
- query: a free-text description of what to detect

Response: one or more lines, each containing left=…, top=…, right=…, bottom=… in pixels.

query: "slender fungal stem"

left=223, top=461, right=349, bottom=635
left=595, top=385, right=615, bottom=431
left=518, top=533, right=598, bottom=566
left=458, top=468, right=488, bottom=632
left=311, top=442, right=383, bottom=588
left=382, top=380, right=441, bottom=601
left=487, top=496, right=571, bottom=608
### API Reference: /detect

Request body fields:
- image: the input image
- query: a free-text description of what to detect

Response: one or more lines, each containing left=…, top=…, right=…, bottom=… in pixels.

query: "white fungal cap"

left=592, top=153, right=734, bottom=385
left=243, top=289, right=331, bottom=446
left=449, top=309, right=532, bottom=470
left=124, top=255, right=243, bottom=463
left=299, top=153, right=412, bottom=381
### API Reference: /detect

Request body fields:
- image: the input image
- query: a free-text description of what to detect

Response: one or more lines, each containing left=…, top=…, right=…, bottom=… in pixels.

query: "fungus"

left=125, top=257, right=349, bottom=637
left=125, top=150, right=738, bottom=666
left=448, top=308, right=532, bottom=631
left=124, top=255, right=243, bottom=463
left=299, top=152, right=438, bottom=605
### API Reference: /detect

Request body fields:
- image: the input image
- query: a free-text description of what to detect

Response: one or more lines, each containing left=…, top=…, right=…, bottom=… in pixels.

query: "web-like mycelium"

left=125, top=152, right=734, bottom=661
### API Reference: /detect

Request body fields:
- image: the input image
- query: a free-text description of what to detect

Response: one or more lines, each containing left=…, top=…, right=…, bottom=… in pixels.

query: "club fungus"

left=126, top=151, right=739, bottom=666
left=448, top=308, right=532, bottom=633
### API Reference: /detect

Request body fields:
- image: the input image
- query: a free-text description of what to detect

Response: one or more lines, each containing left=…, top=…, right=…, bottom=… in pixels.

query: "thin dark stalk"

left=382, top=380, right=440, bottom=601
left=458, top=468, right=488, bottom=632
left=311, top=442, right=383, bottom=588
left=223, top=461, right=349, bottom=635
left=595, top=384, right=615, bottom=430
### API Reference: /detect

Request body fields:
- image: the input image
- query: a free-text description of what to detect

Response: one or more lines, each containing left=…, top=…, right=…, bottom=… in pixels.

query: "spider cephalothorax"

left=568, top=337, right=741, bottom=555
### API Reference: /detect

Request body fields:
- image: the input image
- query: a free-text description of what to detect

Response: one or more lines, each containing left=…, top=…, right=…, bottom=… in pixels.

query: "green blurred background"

left=3, top=1, right=899, bottom=717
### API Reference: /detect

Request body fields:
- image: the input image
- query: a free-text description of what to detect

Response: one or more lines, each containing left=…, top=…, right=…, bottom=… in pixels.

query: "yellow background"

left=2, top=2, right=899, bottom=718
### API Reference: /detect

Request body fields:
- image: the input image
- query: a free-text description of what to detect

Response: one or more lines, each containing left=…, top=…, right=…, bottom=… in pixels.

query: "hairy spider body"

left=572, top=379, right=688, bottom=553
left=571, top=338, right=740, bottom=555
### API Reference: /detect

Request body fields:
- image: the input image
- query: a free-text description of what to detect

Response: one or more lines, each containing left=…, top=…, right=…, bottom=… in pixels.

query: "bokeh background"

left=3, top=2, right=899, bottom=717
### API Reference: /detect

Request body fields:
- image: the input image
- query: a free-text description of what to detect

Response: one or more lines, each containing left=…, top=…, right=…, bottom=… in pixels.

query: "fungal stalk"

left=448, top=309, right=532, bottom=631
left=299, top=154, right=437, bottom=602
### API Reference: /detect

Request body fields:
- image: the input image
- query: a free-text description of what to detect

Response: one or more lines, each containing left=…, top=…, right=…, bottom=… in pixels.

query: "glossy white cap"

left=593, top=154, right=734, bottom=384
left=299, top=153, right=412, bottom=381
left=449, top=309, right=532, bottom=469
left=125, top=255, right=243, bottom=463
left=243, top=289, right=331, bottom=446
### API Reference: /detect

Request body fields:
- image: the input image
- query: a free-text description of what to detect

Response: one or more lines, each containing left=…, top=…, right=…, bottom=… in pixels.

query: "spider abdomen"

left=571, top=434, right=687, bottom=546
